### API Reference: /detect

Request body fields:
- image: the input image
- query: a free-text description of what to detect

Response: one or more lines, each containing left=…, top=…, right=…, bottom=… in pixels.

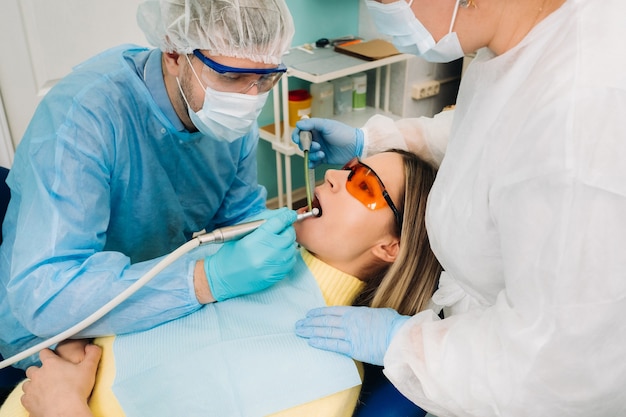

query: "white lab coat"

left=374, top=0, right=626, bottom=415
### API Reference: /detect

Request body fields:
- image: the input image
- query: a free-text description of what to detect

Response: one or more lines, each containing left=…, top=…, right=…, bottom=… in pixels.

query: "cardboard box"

left=334, top=39, right=401, bottom=61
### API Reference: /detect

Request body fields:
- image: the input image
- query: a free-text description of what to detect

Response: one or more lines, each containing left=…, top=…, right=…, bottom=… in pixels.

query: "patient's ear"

left=371, top=238, right=400, bottom=264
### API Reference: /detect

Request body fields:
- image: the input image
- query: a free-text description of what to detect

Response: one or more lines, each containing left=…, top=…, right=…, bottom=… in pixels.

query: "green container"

left=351, top=73, right=367, bottom=111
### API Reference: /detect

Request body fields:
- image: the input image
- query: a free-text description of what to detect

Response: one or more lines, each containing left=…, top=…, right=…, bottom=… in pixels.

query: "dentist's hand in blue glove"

left=205, top=208, right=297, bottom=302
left=291, top=118, right=365, bottom=168
left=294, top=306, right=410, bottom=366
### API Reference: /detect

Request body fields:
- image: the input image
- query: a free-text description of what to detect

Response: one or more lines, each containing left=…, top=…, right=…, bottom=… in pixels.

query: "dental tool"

left=298, top=115, right=315, bottom=211
left=198, top=208, right=319, bottom=244
left=0, top=208, right=320, bottom=370
left=297, top=208, right=319, bottom=220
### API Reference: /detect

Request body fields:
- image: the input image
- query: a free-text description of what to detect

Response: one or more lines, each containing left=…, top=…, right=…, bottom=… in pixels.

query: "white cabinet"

left=260, top=46, right=411, bottom=208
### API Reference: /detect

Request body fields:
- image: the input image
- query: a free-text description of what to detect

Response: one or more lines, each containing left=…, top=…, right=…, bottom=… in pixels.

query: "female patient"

left=4, top=149, right=441, bottom=417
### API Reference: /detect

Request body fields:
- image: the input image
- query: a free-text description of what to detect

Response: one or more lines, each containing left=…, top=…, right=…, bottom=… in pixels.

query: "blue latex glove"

left=294, top=306, right=410, bottom=366
left=205, top=208, right=297, bottom=302
left=291, top=118, right=365, bottom=168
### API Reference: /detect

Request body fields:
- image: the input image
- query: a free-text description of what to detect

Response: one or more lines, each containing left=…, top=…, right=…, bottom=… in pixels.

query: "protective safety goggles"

left=192, top=50, right=287, bottom=94
left=342, top=157, right=402, bottom=230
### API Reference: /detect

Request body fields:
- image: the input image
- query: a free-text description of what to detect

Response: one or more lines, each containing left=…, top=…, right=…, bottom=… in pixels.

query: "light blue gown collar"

left=142, top=50, right=186, bottom=132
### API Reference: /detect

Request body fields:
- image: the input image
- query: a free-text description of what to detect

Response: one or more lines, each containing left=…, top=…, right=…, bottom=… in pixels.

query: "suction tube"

left=0, top=239, right=200, bottom=369
left=0, top=209, right=320, bottom=370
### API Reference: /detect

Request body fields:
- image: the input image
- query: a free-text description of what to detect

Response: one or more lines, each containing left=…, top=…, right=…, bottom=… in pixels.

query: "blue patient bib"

left=112, top=250, right=361, bottom=417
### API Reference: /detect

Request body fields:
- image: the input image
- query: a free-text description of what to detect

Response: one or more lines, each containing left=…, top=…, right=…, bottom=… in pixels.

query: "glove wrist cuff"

left=354, top=128, right=365, bottom=158
left=204, top=257, right=225, bottom=302
left=388, top=314, right=411, bottom=346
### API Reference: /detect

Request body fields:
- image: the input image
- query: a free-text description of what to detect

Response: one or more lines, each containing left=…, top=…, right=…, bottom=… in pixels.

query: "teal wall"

left=256, top=0, right=360, bottom=200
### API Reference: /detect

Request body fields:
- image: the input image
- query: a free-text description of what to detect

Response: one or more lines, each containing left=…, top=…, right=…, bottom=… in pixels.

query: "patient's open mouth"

left=311, top=194, right=322, bottom=217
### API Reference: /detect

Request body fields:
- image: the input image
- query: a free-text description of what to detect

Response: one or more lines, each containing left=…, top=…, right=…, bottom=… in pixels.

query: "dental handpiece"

left=197, top=208, right=319, bottom=245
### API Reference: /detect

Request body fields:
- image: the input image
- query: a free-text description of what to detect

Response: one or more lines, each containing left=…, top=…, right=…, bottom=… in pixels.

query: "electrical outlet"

left=411, top=80, right=441, bottom=100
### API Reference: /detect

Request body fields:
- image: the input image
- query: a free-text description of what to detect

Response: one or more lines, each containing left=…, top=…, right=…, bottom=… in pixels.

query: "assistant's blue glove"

left=205, top=208, right=297, bottom=302
left=291, top=118, right=364, bottom=167
left=294, top=306, right=410, bottom=366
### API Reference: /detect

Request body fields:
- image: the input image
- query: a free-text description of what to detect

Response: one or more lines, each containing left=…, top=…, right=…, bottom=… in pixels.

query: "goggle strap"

left=382, top=189, right=402, bottom=228
left=192, top=50, right=287, bottom=75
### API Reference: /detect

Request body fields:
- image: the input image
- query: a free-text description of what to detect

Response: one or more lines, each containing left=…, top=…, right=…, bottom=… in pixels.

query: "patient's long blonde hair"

left=354, top=149, right=441, bottom=316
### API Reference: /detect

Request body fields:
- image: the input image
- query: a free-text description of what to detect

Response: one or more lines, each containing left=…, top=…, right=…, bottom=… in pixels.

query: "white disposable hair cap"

left=137, top=0, right=295, bottom=65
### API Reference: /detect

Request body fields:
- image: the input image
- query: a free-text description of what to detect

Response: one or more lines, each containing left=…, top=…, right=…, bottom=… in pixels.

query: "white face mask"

left=177, top=56, right=269, bottom=142
left=366, top=0, right=465, bottom=63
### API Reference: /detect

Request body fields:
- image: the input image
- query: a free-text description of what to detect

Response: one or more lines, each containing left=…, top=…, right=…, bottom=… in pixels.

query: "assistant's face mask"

left=366, top=0, right=465, bottom=63
left=177, top=55, right=269, bottom=142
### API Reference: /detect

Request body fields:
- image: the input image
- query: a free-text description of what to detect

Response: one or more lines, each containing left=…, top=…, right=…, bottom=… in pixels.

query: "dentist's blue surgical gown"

left=0, top=45, right=267, bottom=368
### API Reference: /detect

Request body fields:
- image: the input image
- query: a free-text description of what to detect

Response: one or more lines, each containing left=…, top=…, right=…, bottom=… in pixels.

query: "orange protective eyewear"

left=342, top=157, right=402, bottom=229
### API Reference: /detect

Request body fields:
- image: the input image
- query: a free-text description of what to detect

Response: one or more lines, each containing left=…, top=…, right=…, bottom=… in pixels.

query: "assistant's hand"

left=21, top=343, right=101, bottom=417
left=205, top=208, right=298, bottom=301
left=291, top=118, right=364, bottom=167
left=295, top=306, right=410, bottom=366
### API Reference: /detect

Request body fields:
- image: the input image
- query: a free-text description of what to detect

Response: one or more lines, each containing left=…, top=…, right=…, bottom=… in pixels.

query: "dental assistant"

left=0, top=0, right=296, bottom=369
left=294, top=0, right=626, bottom=416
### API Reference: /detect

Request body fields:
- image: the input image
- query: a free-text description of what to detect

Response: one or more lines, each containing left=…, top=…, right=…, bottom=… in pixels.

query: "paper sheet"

left=112, top=251, right=361, bottom=417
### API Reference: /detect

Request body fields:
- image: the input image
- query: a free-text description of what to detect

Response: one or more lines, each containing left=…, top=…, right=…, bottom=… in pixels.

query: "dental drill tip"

left=296, top=209, right=318, bottom=222
left=295, top=211, right=313, bottom=222
left=311, top=207, right=320, bottom=217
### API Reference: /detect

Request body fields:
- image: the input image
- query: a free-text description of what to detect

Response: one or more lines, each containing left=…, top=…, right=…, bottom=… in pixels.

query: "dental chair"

left=0, top=166, right=27, bottom=404
left=353, top=363, right=427, bottom=417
